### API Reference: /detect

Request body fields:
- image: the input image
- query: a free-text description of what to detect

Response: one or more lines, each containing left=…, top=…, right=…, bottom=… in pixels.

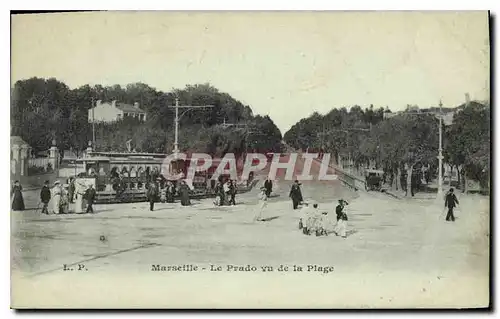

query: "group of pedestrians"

left=299, top=200, right=349, bottom=238
left=147, top=179, right=192, bottom=211
left=213, top=180, right=238, bottom=206
left=37, top=178, right=96, bottom=215
left=252, top=178, right=351, bottom=238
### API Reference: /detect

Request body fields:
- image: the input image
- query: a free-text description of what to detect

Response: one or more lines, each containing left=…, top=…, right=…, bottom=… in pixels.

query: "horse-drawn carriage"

left=364, top=169, right=384, bottom=191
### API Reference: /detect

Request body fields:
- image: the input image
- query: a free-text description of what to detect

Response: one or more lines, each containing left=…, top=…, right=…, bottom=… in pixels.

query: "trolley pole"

left=172, top=98, right=213, bottom=155
left=91, top=97, right=96, bottom=147
left=174, top=98, right=180, bottom=154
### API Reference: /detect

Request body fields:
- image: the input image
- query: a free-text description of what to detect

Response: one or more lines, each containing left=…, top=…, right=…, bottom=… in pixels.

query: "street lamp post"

left=172, top=98, right=214, bottom=154
left=437, top=100, right=444, bottom=198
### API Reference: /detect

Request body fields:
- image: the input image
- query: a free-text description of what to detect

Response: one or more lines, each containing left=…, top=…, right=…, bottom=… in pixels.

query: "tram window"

left=121, top=167, right=129, bottom=176
left=138, top=182, right=143, bottom=189
left=110, top=167, right=119, bottom=178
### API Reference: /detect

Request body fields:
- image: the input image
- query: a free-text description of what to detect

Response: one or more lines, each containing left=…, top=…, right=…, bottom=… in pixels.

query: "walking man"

left=84, top=184, right=96, bottom=214
left=445, top=188, right=459, bottom=222
left=229, top=180, right=237, bottom=206
left=289, top=180, right=303, bottom=210
left=147, top=180, right=159, bottom=211
left=264, top=177, right=273, bottom=197
left=40, top=180, right=51, bottom=214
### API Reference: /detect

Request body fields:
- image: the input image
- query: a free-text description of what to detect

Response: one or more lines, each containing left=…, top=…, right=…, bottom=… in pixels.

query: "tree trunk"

left=406, top=164, right=413, bottom=197
left=449, top=165, right=453, bottom=187
left=456, top=165, right=461, bottom=189
left=463, top=171, right=468, bottom=194
left=395, top=166, right=401, bottom=191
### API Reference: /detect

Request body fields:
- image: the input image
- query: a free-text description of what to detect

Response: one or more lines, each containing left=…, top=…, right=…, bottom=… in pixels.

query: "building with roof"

left=88, top=100, right=147, bottom=123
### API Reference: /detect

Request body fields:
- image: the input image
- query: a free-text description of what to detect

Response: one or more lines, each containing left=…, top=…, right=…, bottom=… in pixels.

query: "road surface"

left=11, top=175, right=489, bottom=308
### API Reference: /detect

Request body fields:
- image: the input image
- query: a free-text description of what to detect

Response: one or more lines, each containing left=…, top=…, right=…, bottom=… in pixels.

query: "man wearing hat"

left=289, top=180, right=303, bottom=210
left=147, top=179, right=160, bottom=211
left=84, top=184, right=97, bottom=214
left=335, top=199, right=349, bottom=238
left=444, top=188, right=459, bottom=222
left=40, top=180, right=51, bottom=214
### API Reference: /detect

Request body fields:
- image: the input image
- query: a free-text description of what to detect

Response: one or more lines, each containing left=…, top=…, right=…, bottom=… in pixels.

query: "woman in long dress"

left=253, top=188, right=268, bottom=222
left=59, top=185, right=70, bottom=214
left=179, top=181, right=191, bottom=206
left=166, top=182, right=175, bottom=203
left=50, top=181, right=62, bottom=214
left=11, top=181, right=25, bottom=211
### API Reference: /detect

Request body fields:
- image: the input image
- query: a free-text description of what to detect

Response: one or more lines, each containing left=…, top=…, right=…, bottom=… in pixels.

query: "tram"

left=74, top=151, right=257, bottom=203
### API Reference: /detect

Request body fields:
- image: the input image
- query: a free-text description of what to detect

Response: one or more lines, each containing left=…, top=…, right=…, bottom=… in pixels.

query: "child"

left=160, top=186, right=167, bottom=203
left=254, top=187, right=268, bottom=222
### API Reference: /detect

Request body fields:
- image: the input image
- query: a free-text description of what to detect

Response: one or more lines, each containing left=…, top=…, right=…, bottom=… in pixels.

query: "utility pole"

left=91, top=97, right=96, bottom=147
left=173, top=98, right=214, bottom=154
left=437, top=100, right=444, bottom=198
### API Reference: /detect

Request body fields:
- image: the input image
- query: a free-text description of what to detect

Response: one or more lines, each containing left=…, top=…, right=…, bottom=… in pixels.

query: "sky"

left=11, top=11, right=490, bottom=134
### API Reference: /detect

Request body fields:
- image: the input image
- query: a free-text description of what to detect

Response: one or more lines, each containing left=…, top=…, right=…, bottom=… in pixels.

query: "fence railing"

left=28, top=157, right=54, bottom=176
left=28, top=157, right=50, bottom=168
left=313, top=157, right=366, bottom=191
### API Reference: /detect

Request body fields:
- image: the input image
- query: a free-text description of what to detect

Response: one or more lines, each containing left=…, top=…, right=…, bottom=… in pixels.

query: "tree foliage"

left=11, top=78, right=282, bottom=157
left=284, top=101, right=490, bottom=188
left=445, top=102, right=490, bottom=188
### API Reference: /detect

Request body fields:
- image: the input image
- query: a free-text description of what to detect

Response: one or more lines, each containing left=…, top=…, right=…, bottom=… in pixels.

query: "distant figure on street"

left=179, top=181, right=191, bottom=206
left=68, top=177, right=76, bottom=203
left=254, top=187, right=268, bottom=222
left=289, top=180, right=303, bottom=210
left=160, top=185, right=167, bottom=203
left=303, top=203, right=320, bottom=235
left=59, top=184, right=70, bottom=214
left=229, top=180, right=237, bottom=205
left=40, top=180, right=51, bottom=214
left=147, top=180, right=159, bottom=211
left=50, top=180, right=63, bottom=214
left=444, top=188, right=459, bottom=222
left=264, top=177, right=273, bottom=197
left=11, top=180, right=25, bottom=211
left=84, top=184, right=96, bottom=214
left=334, top=199, right=349, bottom=238
left=165, top=181, right=175, bottom=203
left=223, top=180, right=231, bottom=205
left=214, top=181, right=224, bottom=206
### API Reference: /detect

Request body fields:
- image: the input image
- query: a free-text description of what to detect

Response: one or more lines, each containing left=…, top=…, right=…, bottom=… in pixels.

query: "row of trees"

left=11, top=78, right=284, bottom=158
left=284, top=102, right=490, bottom=194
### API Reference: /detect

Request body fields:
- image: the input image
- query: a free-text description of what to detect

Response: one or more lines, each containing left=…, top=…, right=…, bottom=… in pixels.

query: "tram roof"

left=88, top=151, right=167, bottom=158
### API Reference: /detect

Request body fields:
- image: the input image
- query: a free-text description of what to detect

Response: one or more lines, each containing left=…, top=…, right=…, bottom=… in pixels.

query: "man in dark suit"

left=264, top=177, right=273, bottom=197
left=289, top=180, right=303, bottom=210
left=40, top=180, right=51, bottom=214
left=445, top=188, right=459, bottom=222
left=84, top=184, right=97, bottom=214
left=147, top=180, right=159, bottom=211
